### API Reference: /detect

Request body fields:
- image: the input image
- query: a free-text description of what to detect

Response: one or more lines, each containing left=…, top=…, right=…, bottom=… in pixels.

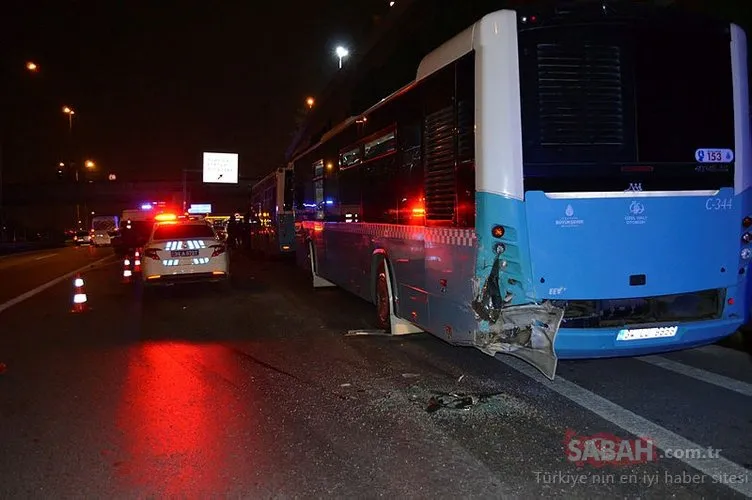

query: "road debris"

left=426, top=392, right=479, bottom=412
left=424, top=391, right=525, bottom=414
left=345, top=329, right=391, bottom=337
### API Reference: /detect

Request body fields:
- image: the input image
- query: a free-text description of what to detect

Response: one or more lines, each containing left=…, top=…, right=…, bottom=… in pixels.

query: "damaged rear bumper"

left=471, top=252, right=565, bottom=380
left=473, top=302, right=565, bottom=380
left=554, top=318, right=743, bottom=359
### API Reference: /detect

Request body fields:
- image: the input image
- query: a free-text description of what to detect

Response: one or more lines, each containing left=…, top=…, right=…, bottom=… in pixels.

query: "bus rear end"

left=473, top=6, right=749, bottom=378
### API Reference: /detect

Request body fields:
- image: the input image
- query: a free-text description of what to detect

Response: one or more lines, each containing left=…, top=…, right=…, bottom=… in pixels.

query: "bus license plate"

left=616, top=326, right=678, bottom=341
left=171, top=250, right=199, bottom=258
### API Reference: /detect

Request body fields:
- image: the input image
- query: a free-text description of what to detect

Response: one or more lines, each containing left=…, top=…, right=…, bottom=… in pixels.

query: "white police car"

left=141, top=214, right=229, bottom=286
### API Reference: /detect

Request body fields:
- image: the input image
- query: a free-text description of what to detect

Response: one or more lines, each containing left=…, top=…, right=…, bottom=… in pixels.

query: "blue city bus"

left=250, top=166, right=295, bottom=254
left=291, top=5, right=751, bottom=378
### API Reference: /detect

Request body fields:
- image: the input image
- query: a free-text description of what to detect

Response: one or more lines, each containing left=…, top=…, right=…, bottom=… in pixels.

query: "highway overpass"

left=0, top=178, right=259, bottom=231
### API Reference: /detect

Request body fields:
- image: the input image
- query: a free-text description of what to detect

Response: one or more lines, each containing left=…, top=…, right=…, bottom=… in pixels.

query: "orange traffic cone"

left=134, top=249, right=142, bottom=273
left=122, top=257, right=132, bottom=283
left=71, top=275, right=88, bottom=313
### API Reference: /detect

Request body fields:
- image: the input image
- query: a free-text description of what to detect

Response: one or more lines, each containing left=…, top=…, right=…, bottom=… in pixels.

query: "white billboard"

left=188, top=204, right=212, bottom=214
left=202, top=152, right=238, bottom=184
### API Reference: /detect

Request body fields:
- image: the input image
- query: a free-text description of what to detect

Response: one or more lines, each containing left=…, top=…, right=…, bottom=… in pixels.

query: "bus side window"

left=338, top=161, right=362, bottom=221
left=295, top=183, right=305, bottom=211
left=293, top=159, right=308, bottom=213
left=397, top=121, right=423, bottom=224
left=362, top=129, right=398, bottom=223
left=284, top=170, right=294, bottom=212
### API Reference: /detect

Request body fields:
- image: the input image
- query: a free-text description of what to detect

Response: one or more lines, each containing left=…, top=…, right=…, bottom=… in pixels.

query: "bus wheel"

left=376, top=260, right=391, bottom=332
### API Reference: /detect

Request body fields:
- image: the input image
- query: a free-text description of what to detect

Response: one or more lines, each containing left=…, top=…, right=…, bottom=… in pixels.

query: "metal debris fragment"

left=401, top=373, right=420, bottom=379
left=425, top=392, right=486, bottom=412
left=345, top=329, right=391, bottom=337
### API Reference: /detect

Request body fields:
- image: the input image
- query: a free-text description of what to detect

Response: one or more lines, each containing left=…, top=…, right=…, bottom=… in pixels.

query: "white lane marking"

left=34, top=253, right=58, bottom=261
left=638, top=355, right=752, bottom=398
left=498, top=356, right=752, bottom=498
left=0, top=251, right=57, bottom=268
left=0, top=255, right=115, bottom=315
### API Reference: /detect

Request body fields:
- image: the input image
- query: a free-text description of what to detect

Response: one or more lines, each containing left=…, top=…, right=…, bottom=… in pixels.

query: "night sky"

left=3, top=0, right=751, bottom=188
left=1, top=0, right=393, bottom=184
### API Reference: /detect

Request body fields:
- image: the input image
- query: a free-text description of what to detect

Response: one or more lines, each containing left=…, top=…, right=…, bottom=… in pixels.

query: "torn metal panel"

left=472, top=252, right=565, bottom=380
left=471, top=253, right=503, bottom=322
left=475, top=302, right=564, bottom=380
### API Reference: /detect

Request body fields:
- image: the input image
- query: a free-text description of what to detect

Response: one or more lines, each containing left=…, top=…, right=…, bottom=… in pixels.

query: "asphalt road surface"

left=0, top=248, right=750, bottom=498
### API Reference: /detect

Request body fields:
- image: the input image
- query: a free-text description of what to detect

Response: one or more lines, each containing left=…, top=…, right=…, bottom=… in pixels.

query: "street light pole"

left=335, top=46, right=349, bottom=69
left=62, top=106, right=79, bottom=227
left=182, top=168, right=204, bottom=212
left=0, top=62, right=41, bottom=241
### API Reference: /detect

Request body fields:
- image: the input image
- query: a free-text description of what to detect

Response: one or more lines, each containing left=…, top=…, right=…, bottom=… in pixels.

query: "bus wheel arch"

left=306, top=238, right=315, bottom=272
left=308, top=238, right=335, bottom=289
left=372, top=252, right=393, bottom=331
left=371, top=252, right=422, bottom=335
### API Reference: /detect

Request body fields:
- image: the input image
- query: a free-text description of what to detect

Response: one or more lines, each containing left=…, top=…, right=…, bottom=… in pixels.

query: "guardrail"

left=0, top=240, right=67, bottom=256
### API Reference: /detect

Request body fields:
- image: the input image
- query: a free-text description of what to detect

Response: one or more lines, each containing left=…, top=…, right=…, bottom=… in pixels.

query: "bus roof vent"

left=536, top=42, right=625, bottom=147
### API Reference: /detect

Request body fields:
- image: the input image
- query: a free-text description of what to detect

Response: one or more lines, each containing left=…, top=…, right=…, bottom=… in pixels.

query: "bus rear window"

left=519, top=14, right=734, bottom=192
left=153, top=224, right=215, bottom=240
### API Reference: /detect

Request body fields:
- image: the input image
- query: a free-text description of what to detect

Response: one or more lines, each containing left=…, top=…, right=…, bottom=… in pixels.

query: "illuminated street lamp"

left=306, top=96, right=315, bottom=109
left=26, top=61, right=38, bottom=72
left=335, top=46, right=349, bottom=69
left=85, top=160, right=95, bottom=169
left=62, top=105, right=75, bottom=133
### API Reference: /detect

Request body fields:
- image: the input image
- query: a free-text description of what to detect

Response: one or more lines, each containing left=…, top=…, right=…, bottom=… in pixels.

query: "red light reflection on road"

left=117, top=342, right=249, bottom=495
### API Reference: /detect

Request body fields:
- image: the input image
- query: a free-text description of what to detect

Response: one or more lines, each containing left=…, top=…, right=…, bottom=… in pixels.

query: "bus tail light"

left=744, top=216, right=752, bottom=228
left=742, top=248, right=751, bottom=260
left=494, top=242, right=506, bottom=254
left=743, top=233, right=752, bottom=244
left=210, top=244, right=226, bottom=257
left=491, top=225, right=505, bottom=238
left=144, top=248, right=160, bottom=260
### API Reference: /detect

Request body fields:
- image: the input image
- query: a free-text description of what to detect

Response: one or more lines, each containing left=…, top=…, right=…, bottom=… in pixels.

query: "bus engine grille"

left=424, top=105, right=456, bottom=222
left=536, top=42, right=624, bottom=147
left=552, top=289, right=724, bottom=328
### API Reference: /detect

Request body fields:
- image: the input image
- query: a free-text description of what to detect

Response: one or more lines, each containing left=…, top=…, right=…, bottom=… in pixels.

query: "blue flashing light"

left=141, top=204, right=153, bottom=210
left=325, top=199, right=334, bottom=205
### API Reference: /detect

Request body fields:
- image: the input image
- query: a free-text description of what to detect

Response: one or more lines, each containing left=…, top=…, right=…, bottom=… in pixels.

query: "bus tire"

left=375, top=259, right=391, bottom=332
